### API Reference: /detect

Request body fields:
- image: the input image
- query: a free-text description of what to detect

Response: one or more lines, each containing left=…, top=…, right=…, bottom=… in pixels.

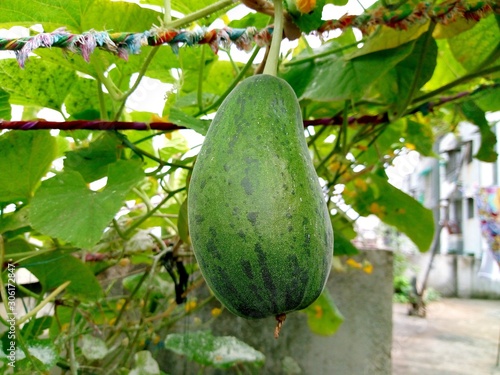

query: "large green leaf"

left=0, top=131, right=57, bottom=203
left=423, top=38, right=467, bottom=92
left=448, top=14, right=500, bottom=72
left=64, top=132, right=121, bottom=183
left=302, top=289, right=344, bottom=336
left=474, top=84, right=500, bottom=112
left=350, top=23, right=429, bottom=58
left=461, top=101, right=497, bottom=162
left=21, top=249, right=103, bottom=300
left=30, top=159, right=144, bottom=247
left=345, top=174, right=435, bottom=252
left=0, top=58, right=76, bottom=111
left=406, top=119, right=435, bottom=157
left=390, top=33, right=438, bottom=113
left=164, top=331, right=265, bottom=369
left=0, top=0, right=160, bottom=32
left=0, top=89, right=10, bottom=120
left=0, top=208, right=30, bottom=236
left=300, top=41, right=414, bottom=102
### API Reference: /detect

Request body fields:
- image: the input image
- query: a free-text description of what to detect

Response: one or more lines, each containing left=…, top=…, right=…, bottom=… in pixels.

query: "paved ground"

left=392, top=299, right=500, bottom=375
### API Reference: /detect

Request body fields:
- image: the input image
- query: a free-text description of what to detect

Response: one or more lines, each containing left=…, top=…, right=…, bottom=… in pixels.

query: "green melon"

left=188, top=74, right=333, bottom=320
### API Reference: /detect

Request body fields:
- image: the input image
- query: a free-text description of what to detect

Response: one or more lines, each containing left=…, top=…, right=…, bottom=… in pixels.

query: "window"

left=467, top=197, right=474, bottom=219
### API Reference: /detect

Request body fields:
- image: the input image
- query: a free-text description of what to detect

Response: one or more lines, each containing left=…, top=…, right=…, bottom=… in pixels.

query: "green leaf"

left=406, top=119, right=435, bottom=157
left=350, top=23, right=429, bottom=58
left=177, top=199, right=190, bottom=244
left=159, top=131, right=190, bottom=160
left=0, top=89, right=10, bottom=120
left=64, top=76, right=112, bottom=118
left=228, top=12, right=270, bottom=29
left=345, top=174, right=435, bottom=252
left=64, top=133, right=121, bottom=183
left=474, top=85, right=500, bottom=113
left=461, top=101, right=498, bottom=162
left=0, top=0, right=160, bottom=32
left=0, top=131, right=57, bottom=203
left=0, top=207, right=30, bottom=235
left=20, top=316, right=53, bottom=339
left=21, top=249, right=103, bottom=300
left=300, top=41, right=414, bottom=102
left=423, top=39, right=467, bottom=92
left=391, top=33, right=438, bottom=112
left=303, top=289, right=344, bottom=336
left=0, top=58, right=76, bottom=111
left=168, top=108, right=210, bottom=135
left=30, top=159, right=144, bottom=247
left=333, top=233, right=359, bottom=256
left=286, top=0, right=326, bottom=33
left=164, top=331, right=265, bottom=369
left=81, top=334, right=109, bottom=361
left=433, top=16, right=480, bottom=39
left=448, top=14, right=500, bottom=72
left=130, top=351, right=161, bottom=375
left=3, top=237, right=34, bottom=256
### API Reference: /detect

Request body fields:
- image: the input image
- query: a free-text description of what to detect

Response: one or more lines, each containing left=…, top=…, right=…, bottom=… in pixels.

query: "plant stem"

left=263, top=0, right=284, bottom=76
left=164, top=0, right=172, bottom=24
left=17, top=281, right=71, bottom=325
left=113, top=47, right=160, bottom=121
left=68, top=303, right=80, bottom=375
left=97, top=78, right=108, bottom=120
left=116, top=131, right=192, bottom=169
left=169, top=0, right=235, bottom=29
left=195, top=46, right=261, bottom=116
left=122, top=187, right=186, bottom=239
left=410, top=64, right=500, bottom=107
left=283, top=40, right=363, bottom=66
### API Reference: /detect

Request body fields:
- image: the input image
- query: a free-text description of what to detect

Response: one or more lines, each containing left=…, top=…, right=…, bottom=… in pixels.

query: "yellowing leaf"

left=346, top=258, right=362, bottom=269
left=211, top=307, right=222, bottom=317
left=354, top=178, right=368, bottom=192
left=303, top=290, right=344, bottom=336
left=362, top=262, right=373, bottom=274
left=185, top=300, right=197, bottom=312
left=369, top=202, right=386, bottom=217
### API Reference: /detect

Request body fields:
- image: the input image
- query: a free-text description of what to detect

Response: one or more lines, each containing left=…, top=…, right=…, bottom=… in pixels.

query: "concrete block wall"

left=158, top=249, right=394, bottom=374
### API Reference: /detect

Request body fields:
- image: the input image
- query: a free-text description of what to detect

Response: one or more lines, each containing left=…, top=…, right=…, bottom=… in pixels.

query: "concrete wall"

left=158, top=249, right=393, bottom=374
left=411, top=253, right=500, bottom=298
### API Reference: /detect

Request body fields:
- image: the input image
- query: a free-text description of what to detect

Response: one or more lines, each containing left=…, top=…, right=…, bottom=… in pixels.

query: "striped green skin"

left=188, top=74, right=333, bottom=319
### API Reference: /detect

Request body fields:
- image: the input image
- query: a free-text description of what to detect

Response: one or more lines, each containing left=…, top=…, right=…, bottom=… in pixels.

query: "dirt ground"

left=392, top=299, right=500, bottom=375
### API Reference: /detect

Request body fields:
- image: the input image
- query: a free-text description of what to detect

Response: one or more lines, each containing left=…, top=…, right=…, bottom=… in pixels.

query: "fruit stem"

left=263, top=0, right=284, bottom=76
left=274, top=313, right=287, bottom=339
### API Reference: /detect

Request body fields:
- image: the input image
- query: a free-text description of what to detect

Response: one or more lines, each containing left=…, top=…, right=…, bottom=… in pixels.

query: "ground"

left=392, top=299, right=500, bottom=375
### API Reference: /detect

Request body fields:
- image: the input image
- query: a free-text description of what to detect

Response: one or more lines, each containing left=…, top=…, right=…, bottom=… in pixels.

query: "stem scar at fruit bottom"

left=274, top=313, right=287, bottom=339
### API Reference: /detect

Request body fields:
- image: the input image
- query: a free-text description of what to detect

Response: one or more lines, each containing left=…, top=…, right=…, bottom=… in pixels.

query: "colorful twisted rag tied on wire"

left=476, top=187, right=500, bottom=266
